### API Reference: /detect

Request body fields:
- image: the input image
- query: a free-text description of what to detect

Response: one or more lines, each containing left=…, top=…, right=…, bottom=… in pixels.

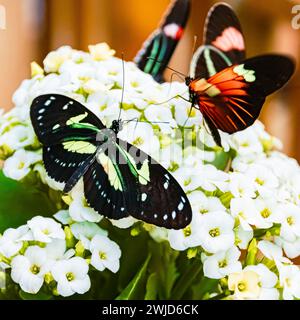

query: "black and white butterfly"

left=134, top=0, right=190, bottom=82
left=30, top=94, right=192, bottom=229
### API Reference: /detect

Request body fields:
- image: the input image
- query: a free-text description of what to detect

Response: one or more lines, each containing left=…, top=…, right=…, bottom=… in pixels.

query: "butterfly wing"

left=191, top=3, right=245, bottom=79
left=191, top=55, right=295, bottom=134
left=83, top=138, right=192, bottom=229
left=134, top=0, right=190, bottom=82
left=30, top=94, right=105, bottom=145
left=30, top=94, right=106, bottom=186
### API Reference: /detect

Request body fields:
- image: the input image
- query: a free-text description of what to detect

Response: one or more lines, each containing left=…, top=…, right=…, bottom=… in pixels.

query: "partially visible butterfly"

left=186, top=3, right=295, bottom=146
left=30, top=94, right=192, bottom=229
left=134, top=0, right=190, bottom=82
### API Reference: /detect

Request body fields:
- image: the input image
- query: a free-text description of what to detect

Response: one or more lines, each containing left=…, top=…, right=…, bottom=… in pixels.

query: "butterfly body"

left=30, top=94, right=192, bottom=229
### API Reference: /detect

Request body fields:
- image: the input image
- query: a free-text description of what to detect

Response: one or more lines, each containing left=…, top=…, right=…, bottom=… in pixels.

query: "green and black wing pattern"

left=134, top=0, right=190, bottom=82
left=30, top=94, right=192, bottom=229
left=190, top=3, right=245, bottom=79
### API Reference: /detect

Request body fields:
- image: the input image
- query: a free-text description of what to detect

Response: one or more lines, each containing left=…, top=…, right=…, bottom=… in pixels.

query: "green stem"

left=171, top=259, right=202, bottom=300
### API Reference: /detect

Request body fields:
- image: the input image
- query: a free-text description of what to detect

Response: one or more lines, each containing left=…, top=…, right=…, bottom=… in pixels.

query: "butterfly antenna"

left=117, top=52, right=125, bottom=122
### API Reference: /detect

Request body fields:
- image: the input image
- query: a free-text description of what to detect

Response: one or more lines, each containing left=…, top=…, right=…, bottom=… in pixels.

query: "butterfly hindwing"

left=192, top=55, right=295, bottom=134
left=117, top=140, right=192, bottom=229
left=134, top=0, right=190, bottom=82
left=191, top=3, right=245, bottom=79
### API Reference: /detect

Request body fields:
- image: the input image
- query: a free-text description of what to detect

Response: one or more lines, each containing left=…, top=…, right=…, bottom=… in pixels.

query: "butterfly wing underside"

left=190, top=3, right=245, bottom=79
left=134, top=0, right=190, bottom=82
left=192, top=55, right=295, bottom=134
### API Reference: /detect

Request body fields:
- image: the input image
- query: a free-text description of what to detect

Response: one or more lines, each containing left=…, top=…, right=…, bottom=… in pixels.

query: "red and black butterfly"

left=134, top=0, right=190, bottom=83
left=186, top=3, right=295, bottom=146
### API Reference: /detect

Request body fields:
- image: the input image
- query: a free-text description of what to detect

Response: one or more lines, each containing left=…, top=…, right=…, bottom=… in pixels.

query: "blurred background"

left=0, top=0, right=299, bottom=159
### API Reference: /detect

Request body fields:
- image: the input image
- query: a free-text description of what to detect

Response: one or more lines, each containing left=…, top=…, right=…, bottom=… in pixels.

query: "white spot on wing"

left=141, top=193, right=147, bottom=202
left=164, top=181, right=169, bottom=190
left=163, top=214, right=168, bottom=221
left=172, top=211, right=176, bottom=219
left=178, top=202, right=184, bottom=211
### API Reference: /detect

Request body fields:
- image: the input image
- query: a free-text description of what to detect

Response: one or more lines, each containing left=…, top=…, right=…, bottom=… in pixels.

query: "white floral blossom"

left=11, top=246, right=49, bottom=294
left=0, top=225, right=29, bottom=258
left=71, top=222, right=108, bottom=249
left=202, top=246, right=242, bottom=279
left=3, top=149, right=41, bottom=181
left=51, top=257, right=91, bottom=297
left=245, top=264, right=279, bottom=300
left=69, top=182, right=102, bottom=223
left=197, top=211, right=235, bottom=254
left=90, top=235, right=121, bottom=273
left=27, top=216, right=65, bottom=243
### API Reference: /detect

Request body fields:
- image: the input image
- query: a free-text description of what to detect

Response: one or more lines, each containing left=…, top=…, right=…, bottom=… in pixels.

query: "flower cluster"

left=1, top=43, right=300, bottom=299
left=0, top=215, right=120, bottom=297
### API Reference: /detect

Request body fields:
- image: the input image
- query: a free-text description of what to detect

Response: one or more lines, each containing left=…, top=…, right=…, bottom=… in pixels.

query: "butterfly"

left=134, top=0, right=190, bottom=83
left=185, top=3, right=295, bottom=147
left=30, top=94, right=192, bottom=230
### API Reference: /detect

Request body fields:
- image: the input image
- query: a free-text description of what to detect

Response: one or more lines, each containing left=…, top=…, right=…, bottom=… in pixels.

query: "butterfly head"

left=110, top=119, right=123, bottom=134
left=185, top=76, right=193, bottom=86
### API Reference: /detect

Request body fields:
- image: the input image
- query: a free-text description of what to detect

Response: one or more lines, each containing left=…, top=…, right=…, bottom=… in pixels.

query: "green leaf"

left=116, top=254, right=151, bottom=300
left=0, top=170, right=56, bottom=232
left=19, top=290, right=52, bottom=300
left=145, top=273, right=158, bottom=300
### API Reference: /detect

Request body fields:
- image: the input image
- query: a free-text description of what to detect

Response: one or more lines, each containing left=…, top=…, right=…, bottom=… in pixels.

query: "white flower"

left=278, top=265, right=300, bottom=300
left=173, top=97, right=202, bottom=127
left=246, top=164, right=279, bottom=197
left=118, top=122, right=160, bottom=156
left=228, top=270, right=261, bottom=299
left=251, top=198, right=282, bottom=229
left=69, top=182, right=102, bottom=223
left=27, top=216, right=65, bottom=243
left=277, top=203, right=300, bottom=242
left=90, top=235, right=121, bottom=273
left=3, top=149, right=41, bottom=181
left=189, top=191, right=226, bottom=216
left=245, top=264, right=279, bottom=300
left=43, top=46, right=72, bottom=73
left=88, top=43, right=115, bottom=61
left=197, top=211, right=235, bottom=253
left=0, top=225, right=29, bottom=258
left=230, top=197, right=257, bottom=231
left=168, top=222, right=202, bottom=251
left=0, top=125, right=36, bottom=151
left=230, top=127, right=263, bottom=155
left=275, top=236, right=300, bottom=259
left=71, top=222, right=108, bottom=249
left=51, top=257, right=91, bottom=297
left=202, top=246, right=242, bottom=279
left=54, top=210, right=73, bottom=225
left=11, top=246, right=49, bottom=294
left=45, top=239, right=74, bottom=262
left=144, top=104, right=176, bottom=134
left=228, top=172, right=256, bottom=198
left=235, top=225, right=253, bottom=250
left=199, top=127, right=231, bottom=152
left=257, top=240, right=290, bottom=264
left=110, top=217, right=136, bottom=229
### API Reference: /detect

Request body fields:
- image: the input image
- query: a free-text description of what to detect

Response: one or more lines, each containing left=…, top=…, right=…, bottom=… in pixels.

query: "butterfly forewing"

left=134, top=0, right=190, bottom=82
left=30, top=94, right=105, bottom=145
